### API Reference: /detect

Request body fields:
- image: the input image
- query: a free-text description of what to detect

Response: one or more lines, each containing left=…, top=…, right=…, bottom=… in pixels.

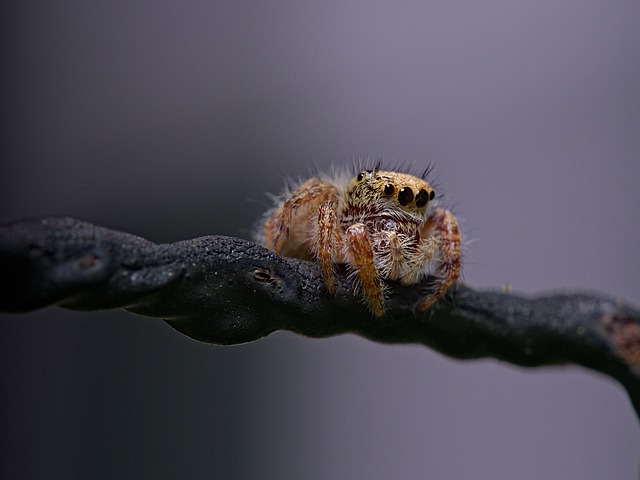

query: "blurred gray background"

left=2, top=1, right=639, bottom=478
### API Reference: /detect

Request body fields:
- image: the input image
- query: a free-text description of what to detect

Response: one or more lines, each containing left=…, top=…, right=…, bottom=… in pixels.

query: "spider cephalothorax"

left=261, top=165, right=461, bottom=316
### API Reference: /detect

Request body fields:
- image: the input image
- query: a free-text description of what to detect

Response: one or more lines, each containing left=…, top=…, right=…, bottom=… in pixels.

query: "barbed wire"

left=1, top=216, right=639, bottom=419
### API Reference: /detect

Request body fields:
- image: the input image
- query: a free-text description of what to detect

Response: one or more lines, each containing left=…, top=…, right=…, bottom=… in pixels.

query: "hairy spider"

left=259, top=165, right=461, bottom=316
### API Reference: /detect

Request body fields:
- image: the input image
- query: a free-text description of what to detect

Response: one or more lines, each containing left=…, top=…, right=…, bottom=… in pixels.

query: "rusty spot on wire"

left=253, top=267, right=283, bottom=293
left=602, top=313, right=640, bottom=365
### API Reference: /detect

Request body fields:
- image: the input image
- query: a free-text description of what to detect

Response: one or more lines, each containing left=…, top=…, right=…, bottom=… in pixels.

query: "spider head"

left=348, top=170, right=436, bottom=214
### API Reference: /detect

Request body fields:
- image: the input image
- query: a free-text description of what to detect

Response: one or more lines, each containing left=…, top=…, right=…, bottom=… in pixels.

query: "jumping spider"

left=260, top=165, right=461, bottom=316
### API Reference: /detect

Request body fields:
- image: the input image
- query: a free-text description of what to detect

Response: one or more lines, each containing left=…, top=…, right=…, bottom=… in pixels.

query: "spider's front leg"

left=345, top=223, right=385, bottom=317
left=415, top=208, right=462, bottom=312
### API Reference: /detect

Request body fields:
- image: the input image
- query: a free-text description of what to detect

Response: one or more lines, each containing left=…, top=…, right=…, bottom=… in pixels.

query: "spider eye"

left=383, top=184, right=395, bottom=196
left=357, top=172, right=365, bottom=182
left=398, top=187, right=414, bottom=206
left=430, top=190, right=436, bottom=200
left=415, top=189, right=430, bottom=208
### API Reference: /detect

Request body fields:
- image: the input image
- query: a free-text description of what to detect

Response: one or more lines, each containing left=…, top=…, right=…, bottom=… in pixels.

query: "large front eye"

left=398, top=187, right=414, bottom=206
left=415, top=189, right=430, bottom=208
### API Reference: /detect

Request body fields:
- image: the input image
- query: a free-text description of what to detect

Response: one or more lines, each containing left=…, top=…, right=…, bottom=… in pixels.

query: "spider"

left=259, top=164, right=461, bottom=316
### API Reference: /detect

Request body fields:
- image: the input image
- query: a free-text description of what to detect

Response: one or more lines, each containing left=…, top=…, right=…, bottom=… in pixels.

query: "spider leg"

left=313, top=200, right=342, bottom=294
left=263, top=178, right=337, bottom=253
left=399, top=234, right=438, bottom=286
left=346, top=223, right=385, bottom=316
left=378, top=231, right=405, bottom=280
left=415, top=208, right=461, bottom=311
